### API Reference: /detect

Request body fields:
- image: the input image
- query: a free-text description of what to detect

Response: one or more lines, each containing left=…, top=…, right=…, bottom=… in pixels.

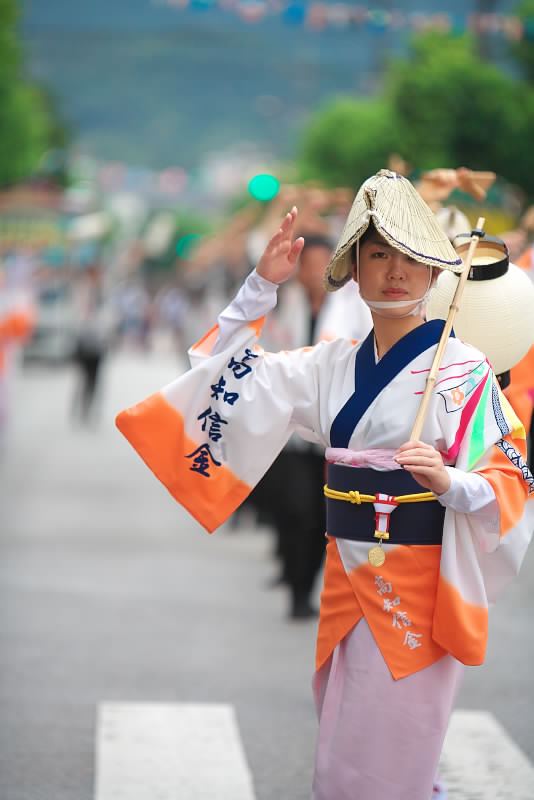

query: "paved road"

left=1, top=348, right=533, bottom=800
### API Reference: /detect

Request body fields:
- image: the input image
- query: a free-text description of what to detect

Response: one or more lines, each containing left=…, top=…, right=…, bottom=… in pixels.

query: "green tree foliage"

left=510, top=0, right=534, bottom=82
left=298, top=98, right=398, bottom=190
left=0, top=0, right=66, bottom=185
left=388, top=33, right=534, bottom=196
left=296, top=32, right=534, bottom=200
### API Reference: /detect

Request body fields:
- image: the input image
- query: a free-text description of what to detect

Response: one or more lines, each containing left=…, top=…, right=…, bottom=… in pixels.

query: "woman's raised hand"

left=256, top=207, right=305, bottom=284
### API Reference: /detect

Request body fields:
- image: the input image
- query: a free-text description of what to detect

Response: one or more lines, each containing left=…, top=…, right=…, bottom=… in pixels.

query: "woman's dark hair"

left=301, top=233, right=335, bottom=254
left=350, top=220, right=378, bottom=265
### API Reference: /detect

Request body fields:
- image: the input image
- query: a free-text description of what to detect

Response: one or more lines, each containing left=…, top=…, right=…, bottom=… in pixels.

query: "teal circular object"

left=176, top=234, right=201, bottom=259
left=248, top=174, right=280, bottom=202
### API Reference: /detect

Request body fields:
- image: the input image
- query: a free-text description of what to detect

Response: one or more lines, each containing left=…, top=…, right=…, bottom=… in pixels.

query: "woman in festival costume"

left=116, top=170, right=533, bottom=800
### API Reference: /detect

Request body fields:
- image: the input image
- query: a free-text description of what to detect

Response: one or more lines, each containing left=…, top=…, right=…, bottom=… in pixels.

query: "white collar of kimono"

left=356, top=210, right=433, bottom=318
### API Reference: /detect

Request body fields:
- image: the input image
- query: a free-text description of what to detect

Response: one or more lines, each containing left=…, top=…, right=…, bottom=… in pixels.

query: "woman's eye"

left=372, top=251, right=386, bottom=258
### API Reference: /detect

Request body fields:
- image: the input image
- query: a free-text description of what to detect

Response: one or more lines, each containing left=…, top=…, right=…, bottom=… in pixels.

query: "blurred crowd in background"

left=2, top=160, right=534, bottom=619
left=1, top=0, right=534, bottom=618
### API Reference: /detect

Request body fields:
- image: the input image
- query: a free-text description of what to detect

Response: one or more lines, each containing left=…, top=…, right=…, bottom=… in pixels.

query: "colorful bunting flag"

left=159, top=0, right=533, bottom=40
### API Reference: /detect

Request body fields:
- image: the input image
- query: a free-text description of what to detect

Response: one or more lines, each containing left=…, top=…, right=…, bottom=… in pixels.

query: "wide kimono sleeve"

left=430, top=351, right=534, bottom=665
left=115, top=313, right=337, bottom=533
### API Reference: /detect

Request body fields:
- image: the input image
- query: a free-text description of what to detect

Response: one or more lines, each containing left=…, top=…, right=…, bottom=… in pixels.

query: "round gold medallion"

left=368, top=545, right=386, bottom=567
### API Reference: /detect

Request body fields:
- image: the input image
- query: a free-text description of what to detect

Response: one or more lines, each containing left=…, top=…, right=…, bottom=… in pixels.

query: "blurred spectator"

left=416, top=166, right=496, bottom=210
left=499, top=205, right=534, bottom=263
left=248, top=230, right=372, bottom=620
left=153, top=282, right=190, bottom=358
left=0, top=255, right=36, bottom=453
left=181, top=207, right=258, bottom=348
left=498, top=229, right=527, bottom=262
left=71, top=263, right=114, bottom=424
left=112, top=277, right=152, bottom=351
left=416, top=166, right=495, bottom=242
left=317, top=278, right=372, bottom=343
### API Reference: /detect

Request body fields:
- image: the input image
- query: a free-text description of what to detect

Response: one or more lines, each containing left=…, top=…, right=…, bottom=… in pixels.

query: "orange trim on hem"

left=190, top=316, right=266, bottom=357
left=190, top=325, right=220, bottom=356
left=247, top=315, right=265, bottom=338
left=433, top=575, right=488, bottom=665
left=315, top=538, right=363, bottom=672
left=344, top=544, right=447, bottom=680
left=116, top=391, right=252, bottom=532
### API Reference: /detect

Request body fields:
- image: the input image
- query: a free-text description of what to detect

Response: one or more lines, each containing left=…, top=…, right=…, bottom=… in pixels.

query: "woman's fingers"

left=395, top=448, right=438, bottom=460
left=287, top=237, right=305, bottom=266
left=267, top=207, right=298, bottom=249
left=257, top=207, right=303, bottom=284
left=276, top=207, right=298, bottom=239
left=281, top=206, right=297, bottom=229
left=395, top=439, right=431, bottom=455
left=394, top=441, right=442, bottom=464
left=393, top=441, right=451, bottom=494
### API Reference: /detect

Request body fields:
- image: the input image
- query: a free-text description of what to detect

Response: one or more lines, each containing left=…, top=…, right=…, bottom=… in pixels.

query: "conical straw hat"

left=426, top=235, right=534, bottom=375
left=324, top=169, right=463, bottom=292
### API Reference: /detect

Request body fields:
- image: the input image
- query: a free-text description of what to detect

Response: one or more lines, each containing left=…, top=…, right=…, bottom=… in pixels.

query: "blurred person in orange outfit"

left=505, top=235, right=534, bottom=469
left=0, top=255, right=36, bottom=453
left=504, top=348, right=534, bottom=470
left=513, top=205, right=534, bottom=274
left=499, top=204, right=534, bottom=264
left=516, top=243, right=534, bottom=271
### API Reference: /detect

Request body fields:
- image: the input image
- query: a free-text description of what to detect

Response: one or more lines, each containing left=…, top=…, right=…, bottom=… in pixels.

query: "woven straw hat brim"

left=324, top=170, right=463, bottom=293
left=426, top=263, right=534, bottom=374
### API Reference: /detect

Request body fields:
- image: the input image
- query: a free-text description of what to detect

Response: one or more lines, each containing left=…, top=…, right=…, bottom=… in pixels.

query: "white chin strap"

left=356, top=226, right=433, bottom=318
left=363, top=290, right=431, bottom=317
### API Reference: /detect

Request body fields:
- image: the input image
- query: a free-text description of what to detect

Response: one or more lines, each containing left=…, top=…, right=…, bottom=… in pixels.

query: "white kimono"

left=116, top=269, right=533, bottom=800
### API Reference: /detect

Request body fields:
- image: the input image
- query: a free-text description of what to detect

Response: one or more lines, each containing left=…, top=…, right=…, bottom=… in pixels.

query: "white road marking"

left=94, top=702, right=256, bottom=800
left=440, top=710, right=534, bottom=799
left=94, top=704, right=534, bottom=799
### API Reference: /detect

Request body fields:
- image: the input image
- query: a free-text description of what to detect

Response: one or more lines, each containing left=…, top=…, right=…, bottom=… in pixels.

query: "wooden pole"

left=410, top=217, right=486, bottom=441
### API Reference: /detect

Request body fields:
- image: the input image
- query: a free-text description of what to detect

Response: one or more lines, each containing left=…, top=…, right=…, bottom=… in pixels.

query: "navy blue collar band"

left=330, top=320, right=449, bottom=449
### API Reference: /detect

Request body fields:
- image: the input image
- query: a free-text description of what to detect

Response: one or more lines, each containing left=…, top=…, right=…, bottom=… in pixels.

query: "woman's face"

left=352, top=233, right=434, bottom=317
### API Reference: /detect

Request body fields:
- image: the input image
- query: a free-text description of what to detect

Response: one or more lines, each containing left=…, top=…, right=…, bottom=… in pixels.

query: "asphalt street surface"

left=1, top=346, right=533, bottom=800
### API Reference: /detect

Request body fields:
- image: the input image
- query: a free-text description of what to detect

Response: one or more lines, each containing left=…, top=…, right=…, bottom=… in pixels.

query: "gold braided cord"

left=396, top=492, right=436, bottom=503
left=324, top=487, right=374, bottom=504
left=323, top=485, right=436, bottom=505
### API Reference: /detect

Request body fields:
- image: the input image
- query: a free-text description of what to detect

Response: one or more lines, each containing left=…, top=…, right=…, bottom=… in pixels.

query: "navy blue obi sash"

left=325, top=462, right=445, bottom=545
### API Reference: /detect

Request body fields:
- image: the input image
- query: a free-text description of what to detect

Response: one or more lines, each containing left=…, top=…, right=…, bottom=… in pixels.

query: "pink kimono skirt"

left=311, top=618, right=464, bottom=800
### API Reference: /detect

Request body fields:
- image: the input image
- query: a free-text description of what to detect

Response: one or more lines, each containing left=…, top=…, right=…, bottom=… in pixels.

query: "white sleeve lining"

left=212, top=269, right=279, bottom=355
left=436, top=466, right=499, bottom=529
